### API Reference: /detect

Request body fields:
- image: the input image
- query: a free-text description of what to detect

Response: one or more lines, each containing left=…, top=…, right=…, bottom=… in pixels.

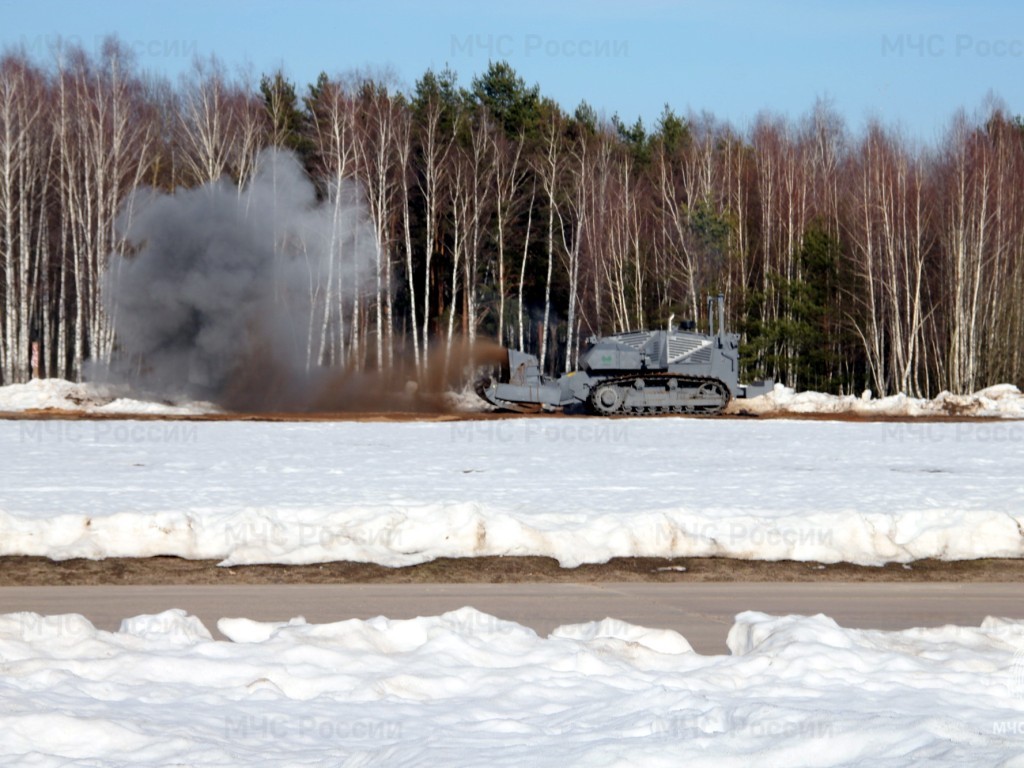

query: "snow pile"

left=732, top=382, right=1024, bottom=418
left=5, top=377, right=1022, bottom=418
left=1, top=418, right=1022, bottom=566
left=0, top=378, right=216, bottom=415
left=0, top=608, right=1022, bottom=765
left=445, top=384, right=496, bottom=412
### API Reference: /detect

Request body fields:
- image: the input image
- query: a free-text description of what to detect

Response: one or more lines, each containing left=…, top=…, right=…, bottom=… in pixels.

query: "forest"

left=1, top=36, right=1023, bottom=397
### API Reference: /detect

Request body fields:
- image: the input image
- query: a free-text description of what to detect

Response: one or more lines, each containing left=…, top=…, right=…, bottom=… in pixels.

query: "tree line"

left=1, top=37, right=1023, bottom=397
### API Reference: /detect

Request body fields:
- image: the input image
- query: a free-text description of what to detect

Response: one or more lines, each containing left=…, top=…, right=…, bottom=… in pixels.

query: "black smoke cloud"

left=101, top=148, right=376, bottom=411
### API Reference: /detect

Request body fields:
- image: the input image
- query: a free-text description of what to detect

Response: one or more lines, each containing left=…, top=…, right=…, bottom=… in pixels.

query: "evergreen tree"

left=259, top=70, right=315, bottom=166
left=655, top=104, right=689, bottom=155
left=742, top=223, right=844, bottom=390
left=612, top=113, right=650, bottom=165
left=573, top=100, right=598, bottom=136
left=412, top=66, right=463, bottom=134
left=470, top=60, right=541, bottom=139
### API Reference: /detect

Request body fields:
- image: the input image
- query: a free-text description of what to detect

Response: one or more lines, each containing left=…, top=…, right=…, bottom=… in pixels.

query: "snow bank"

left=1, top=418, right=1022, bottom=566
left=0, top=378, right=216, bottom=415
left=5, top=377, right=1024, bottom=418
left=731, top=382, right=1024, bottom=418
left=0, top=608, right=1022, bottom=765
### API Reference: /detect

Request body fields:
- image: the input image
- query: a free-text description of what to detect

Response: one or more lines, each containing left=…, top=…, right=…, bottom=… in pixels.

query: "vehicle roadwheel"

left=590, top=384, right=623, bottom=415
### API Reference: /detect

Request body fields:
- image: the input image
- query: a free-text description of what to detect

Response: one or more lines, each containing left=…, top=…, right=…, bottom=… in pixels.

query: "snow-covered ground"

left=730, top=382, right=1024, bottom=418
left=0, top=378, right=216, bottom=416
left=3, top=377, right=1024, bottom=418
left=1, top=608, right=1022, bottom=765
left=1, top=416, right=1022, bottom=566
left=3, top=385, right=1022, bottom=765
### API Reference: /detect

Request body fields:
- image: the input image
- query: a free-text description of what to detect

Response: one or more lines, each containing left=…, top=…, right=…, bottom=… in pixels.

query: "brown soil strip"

left=2, top=407, right=1016, bottom=423
left=2, top=555, right=1022, bottom=586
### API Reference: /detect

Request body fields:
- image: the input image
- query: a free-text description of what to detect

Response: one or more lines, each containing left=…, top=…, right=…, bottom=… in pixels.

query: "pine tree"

left=259, top=70, right=315, bottom=168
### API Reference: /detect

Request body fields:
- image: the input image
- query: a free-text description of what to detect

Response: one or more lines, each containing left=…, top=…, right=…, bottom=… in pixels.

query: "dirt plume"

left=212, top=336, right=509, bottom=414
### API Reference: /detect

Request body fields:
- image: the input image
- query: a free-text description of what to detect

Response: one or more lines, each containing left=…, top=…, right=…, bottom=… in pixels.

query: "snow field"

left=2, top=379, right=1023, bottom=764
left=0, top=608, right=1023, bottom=766
left=3, top=378, right=1024, bottom=418
left=1, top=417, right=1022, bottom=566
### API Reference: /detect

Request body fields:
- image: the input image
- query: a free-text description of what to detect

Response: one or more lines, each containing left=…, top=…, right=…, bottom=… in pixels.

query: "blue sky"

left=1, top=0, right=1020, bottom=142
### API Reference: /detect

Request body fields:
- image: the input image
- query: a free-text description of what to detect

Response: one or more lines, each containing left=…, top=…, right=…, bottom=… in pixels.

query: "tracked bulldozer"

left=476, top=295, right=773, bottom=415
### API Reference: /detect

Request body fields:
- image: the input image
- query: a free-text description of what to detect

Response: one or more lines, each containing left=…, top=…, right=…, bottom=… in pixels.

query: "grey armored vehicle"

left=476, top=295, right=773, bottom=415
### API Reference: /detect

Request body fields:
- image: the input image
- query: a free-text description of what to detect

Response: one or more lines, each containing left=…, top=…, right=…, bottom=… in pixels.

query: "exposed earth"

left=3, top=555, right=1024, bottom=586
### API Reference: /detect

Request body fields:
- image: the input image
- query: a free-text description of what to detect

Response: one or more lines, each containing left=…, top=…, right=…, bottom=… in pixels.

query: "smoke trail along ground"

left=102, top=149, right=377, bottom=411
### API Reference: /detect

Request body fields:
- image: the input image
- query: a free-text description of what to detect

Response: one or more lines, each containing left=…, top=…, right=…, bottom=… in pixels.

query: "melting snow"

left=0, top=608, right=1022, bottom=765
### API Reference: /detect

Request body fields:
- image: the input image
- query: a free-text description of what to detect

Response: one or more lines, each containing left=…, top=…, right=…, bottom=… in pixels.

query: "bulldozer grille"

left=667, top=337, right=712, bottom=364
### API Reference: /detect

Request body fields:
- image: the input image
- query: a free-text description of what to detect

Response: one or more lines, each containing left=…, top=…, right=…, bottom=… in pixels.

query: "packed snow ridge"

left=730, top=382, right=1024, bottom=419
left=2, top=417, right=1022, bottom=567
left=1, top=608, right=1023, bottom=765
left=0, top=378, right=216, bottom=415
left=2, top=377, right=1024, bottom=418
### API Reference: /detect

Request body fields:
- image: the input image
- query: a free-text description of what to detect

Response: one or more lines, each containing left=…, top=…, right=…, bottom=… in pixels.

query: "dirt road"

left=2, top=582, right=1020, bottom=654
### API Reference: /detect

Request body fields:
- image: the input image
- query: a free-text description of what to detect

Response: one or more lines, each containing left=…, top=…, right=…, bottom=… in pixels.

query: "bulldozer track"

left=586, top=374, right=730, bottom=416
